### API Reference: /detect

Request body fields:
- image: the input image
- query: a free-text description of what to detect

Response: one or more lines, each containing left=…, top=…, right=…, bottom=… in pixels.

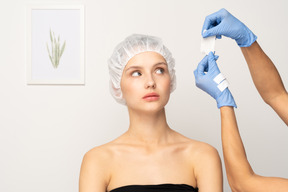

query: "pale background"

left=1, top=0, right=287, bottom=191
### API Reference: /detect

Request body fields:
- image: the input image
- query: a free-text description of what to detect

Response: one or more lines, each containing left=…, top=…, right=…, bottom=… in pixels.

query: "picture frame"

left=26, top=5, right=85, bottom=85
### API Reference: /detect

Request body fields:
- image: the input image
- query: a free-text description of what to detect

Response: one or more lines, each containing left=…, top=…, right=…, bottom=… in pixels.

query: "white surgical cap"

left=108, top=34, right=176, bottom=105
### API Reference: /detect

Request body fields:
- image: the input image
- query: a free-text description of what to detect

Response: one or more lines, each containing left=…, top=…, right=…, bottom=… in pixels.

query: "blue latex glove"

left=194, top=52, right=237, bottom=108
left=202, top=8, right=257, bottom=47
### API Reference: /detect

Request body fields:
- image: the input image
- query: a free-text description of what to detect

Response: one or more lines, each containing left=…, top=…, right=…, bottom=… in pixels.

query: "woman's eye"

left=155, top=68, right=164, bottom=74
left=131, top=71, right=142, bottom=77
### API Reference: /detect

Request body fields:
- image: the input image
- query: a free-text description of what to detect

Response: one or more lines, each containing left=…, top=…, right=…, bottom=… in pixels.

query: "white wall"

left=1, top=0, right=288, bottom=191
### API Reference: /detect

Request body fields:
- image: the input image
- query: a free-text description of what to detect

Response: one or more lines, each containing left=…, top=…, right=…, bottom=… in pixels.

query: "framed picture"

left=26, top=5, right=85, bottom=85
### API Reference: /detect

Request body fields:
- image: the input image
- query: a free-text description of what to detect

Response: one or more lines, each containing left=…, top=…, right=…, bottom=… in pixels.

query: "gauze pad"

left=201, top=31, right=216, bottom=55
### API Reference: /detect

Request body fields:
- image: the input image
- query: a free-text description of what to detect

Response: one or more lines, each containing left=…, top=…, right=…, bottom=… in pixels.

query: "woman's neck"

left=125, top=108, right=172, bottom=145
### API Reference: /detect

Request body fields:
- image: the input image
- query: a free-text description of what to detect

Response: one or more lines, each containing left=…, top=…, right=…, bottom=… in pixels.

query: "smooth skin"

left=241, top=41, right=288, bottom=125
left=79, top=52, right=223, bottom=192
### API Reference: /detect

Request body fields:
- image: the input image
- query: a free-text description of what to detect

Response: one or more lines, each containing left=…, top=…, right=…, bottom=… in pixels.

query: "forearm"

left=220, top=106, right=254, bottom=191
left=240, top=41, right=287, bottom=105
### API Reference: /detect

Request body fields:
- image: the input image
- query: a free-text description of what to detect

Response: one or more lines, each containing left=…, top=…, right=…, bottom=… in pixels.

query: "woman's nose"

left=145, top=75, right=156, bottom=89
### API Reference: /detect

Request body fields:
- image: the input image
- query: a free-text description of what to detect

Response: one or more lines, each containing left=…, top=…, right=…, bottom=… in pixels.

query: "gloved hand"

left=202, top=8, right=257, bottom=47
left=194, top=52, right=237, bottom=108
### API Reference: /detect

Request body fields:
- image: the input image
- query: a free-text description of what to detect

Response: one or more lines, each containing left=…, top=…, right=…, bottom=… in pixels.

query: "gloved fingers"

left=216, top=35, right=222, bottom=39
left=193, top=69, right=198, bottom=79
left=202, top=9, right=224, bottom=37
left=202, top=23, right=224, bottom=38
left=208, top=51, right=216, bottom=63
left=207, top=52, right=220, bottom=71
left=196, top=55, right=209, bottom=75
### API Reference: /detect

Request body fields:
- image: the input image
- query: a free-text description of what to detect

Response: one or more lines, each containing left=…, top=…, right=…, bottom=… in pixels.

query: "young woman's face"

left=120, top=51, right=171, bottom=112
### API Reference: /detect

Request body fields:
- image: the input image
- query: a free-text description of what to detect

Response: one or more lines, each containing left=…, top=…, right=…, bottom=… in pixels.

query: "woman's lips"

left=142, top=93, right=160, bottom=101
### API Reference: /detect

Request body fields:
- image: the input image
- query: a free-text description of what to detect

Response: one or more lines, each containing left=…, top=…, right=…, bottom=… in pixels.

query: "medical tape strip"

left=213, top=73, right=225, bottom=84
left=217, top=80, right=229, bottom=92
left=213, top=73, right=229, bottom=92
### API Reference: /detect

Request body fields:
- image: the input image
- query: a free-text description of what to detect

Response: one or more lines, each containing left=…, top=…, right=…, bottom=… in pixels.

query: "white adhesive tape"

left=217, top=80, right=229, bottom=92
left=213, top=73, right=225, bottom=84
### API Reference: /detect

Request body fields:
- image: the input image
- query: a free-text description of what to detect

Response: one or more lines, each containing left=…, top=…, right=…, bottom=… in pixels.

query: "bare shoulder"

left=81, top=144, right=111, bottom=168
left=175, top=132, right=221, bottom=167
left=174, top=131, right=220, bottom=159
left=79, top=140, right=123, bottom=192
left=191, top=140, right=221, bottom=170
left=84, top=143, right=114, bottom=161
left=174, top=133, right=223, bottom=190
left=81, top=140, right=119, bottom=171
left=191, top=140, right=220, bottom=159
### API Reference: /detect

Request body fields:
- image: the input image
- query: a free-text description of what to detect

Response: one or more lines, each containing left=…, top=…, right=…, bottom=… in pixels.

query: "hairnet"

left=108, top=34, right=176, bottom=105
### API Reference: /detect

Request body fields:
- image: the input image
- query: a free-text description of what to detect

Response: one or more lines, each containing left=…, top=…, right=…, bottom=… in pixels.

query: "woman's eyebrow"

left=125, top=62, right=167, bottom=73
left=154, top=62, right=167, bottom=66
left=125, top=66, right=141, bottom=73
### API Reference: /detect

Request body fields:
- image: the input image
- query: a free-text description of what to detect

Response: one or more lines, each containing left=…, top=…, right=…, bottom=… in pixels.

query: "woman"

left=79, top=34, right=223, bottom=192
left=195, top=8, right=288, bottom=192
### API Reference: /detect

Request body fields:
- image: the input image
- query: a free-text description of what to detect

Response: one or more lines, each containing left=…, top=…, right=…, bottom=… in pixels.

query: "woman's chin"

left=128, top=102, right=168, bottom=114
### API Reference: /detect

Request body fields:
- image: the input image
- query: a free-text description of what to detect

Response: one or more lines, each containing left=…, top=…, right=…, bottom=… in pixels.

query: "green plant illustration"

left=46, top=29, right=66, bottom=69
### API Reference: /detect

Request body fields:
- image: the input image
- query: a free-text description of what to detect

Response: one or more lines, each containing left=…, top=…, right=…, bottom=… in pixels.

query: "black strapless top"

left=109, top=184, right=198, bottom=192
